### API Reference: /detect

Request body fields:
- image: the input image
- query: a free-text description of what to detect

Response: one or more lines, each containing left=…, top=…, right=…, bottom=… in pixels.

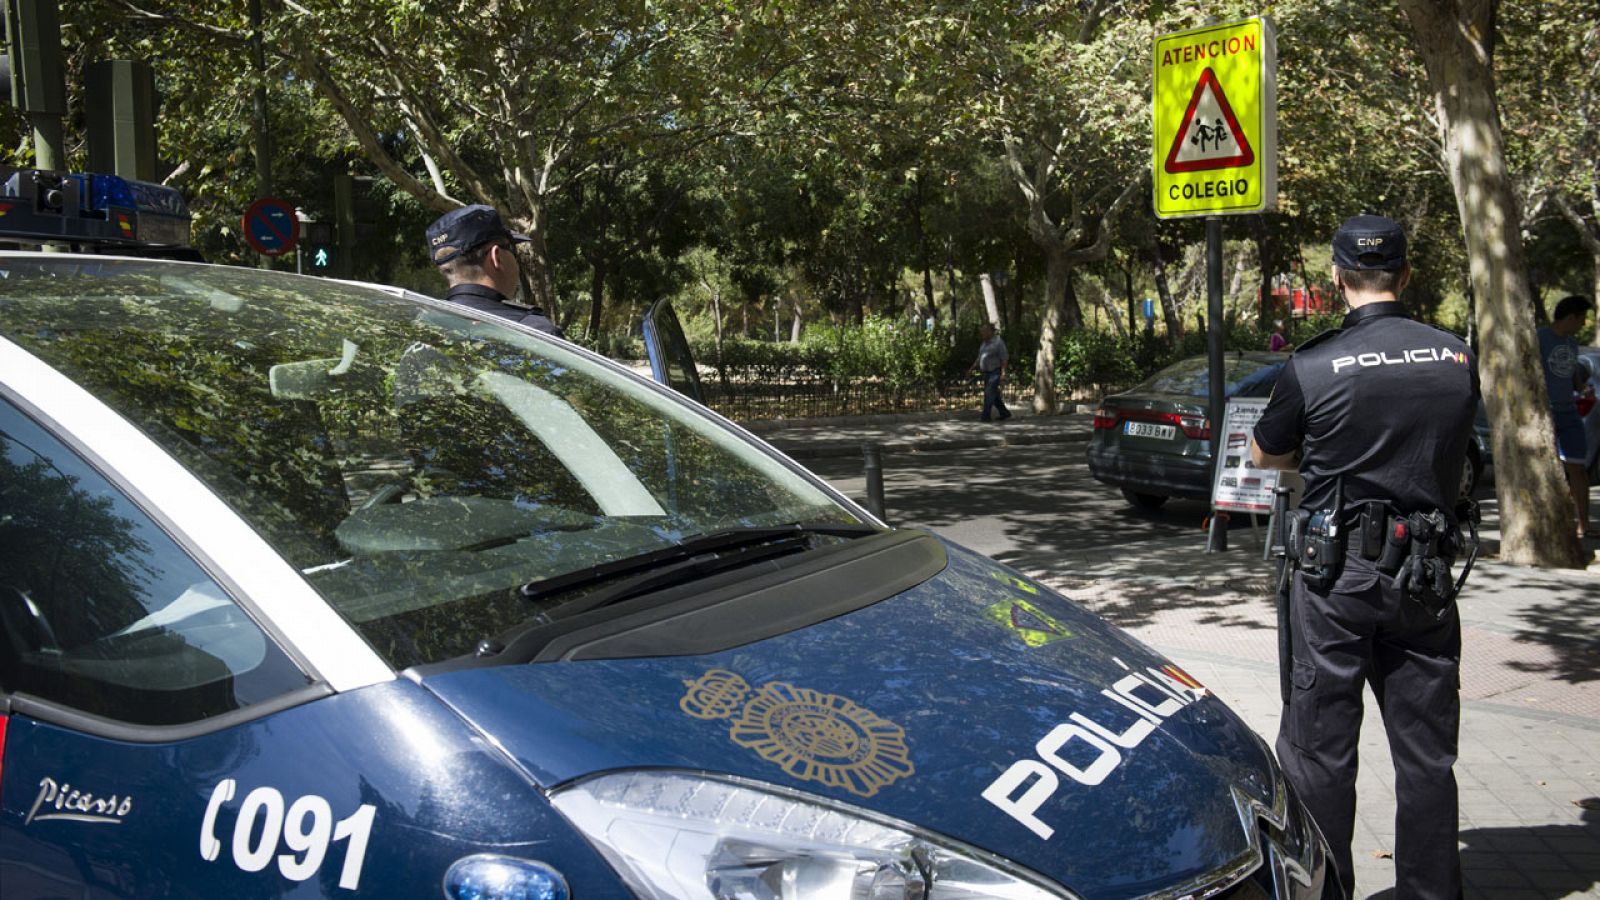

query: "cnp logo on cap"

left=424, top=205, right=531, bottom=265
left=1332, top=214, right=1407, bottom=271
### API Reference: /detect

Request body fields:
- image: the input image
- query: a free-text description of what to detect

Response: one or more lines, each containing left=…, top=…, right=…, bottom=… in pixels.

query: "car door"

left=641, top=298, right=704, bottom=403
left=0, top=394, right=618, bottom=897
left=0, top=393, right=344, bottom=895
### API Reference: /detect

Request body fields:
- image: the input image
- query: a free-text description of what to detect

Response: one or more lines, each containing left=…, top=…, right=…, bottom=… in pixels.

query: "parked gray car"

left=1086, top=352, right=1288, bottom=509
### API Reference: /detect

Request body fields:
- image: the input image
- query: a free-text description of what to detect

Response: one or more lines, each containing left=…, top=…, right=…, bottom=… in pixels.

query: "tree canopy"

left=15, top=0, right=1600, bottom=565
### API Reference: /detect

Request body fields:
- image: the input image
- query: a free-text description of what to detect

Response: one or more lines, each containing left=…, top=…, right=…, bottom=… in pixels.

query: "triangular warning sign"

left=1164, top=67, right=1254, bottom=173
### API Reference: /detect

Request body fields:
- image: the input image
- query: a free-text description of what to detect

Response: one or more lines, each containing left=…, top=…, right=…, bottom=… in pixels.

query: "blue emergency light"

left=0, top=167, right=191, bottom=249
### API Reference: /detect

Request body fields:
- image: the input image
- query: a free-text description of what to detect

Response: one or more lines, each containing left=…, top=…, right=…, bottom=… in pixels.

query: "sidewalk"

left=750, top=409, right=1600, bottom=900
left=745, top=406, right=1095, bottom=458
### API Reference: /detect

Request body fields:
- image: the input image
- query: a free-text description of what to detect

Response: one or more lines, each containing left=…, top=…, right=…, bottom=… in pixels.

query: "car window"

left=0, top=259, right=862, bottom=668
left=1134, top=355, right=1284, bottom=398
left=0, top=398, right=311, bottom=724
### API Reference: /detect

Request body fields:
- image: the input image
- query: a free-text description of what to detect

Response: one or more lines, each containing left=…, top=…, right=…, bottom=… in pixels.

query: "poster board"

left=1210, top=397, right=1282, bottom=513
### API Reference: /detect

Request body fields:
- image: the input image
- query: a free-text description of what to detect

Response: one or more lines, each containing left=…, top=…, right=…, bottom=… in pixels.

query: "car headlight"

left=549, top=771, right=1076, bottom=900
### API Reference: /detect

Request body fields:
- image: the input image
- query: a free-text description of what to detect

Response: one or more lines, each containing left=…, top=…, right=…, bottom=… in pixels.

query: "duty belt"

left=1275, top=490, right=1479, bottom=617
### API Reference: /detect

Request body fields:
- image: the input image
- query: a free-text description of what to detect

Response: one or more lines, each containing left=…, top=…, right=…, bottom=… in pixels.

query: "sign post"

left=1153, top=17, right=1276, bottom=552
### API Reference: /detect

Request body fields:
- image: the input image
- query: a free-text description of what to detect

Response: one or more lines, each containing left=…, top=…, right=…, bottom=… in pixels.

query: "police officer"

left=425, top=204, right=564, bottom=336
left=1251, top=214, right=1478, bottom=900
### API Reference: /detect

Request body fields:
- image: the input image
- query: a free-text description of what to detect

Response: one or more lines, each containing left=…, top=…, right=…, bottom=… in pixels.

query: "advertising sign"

left=1210, top=397, right=1281, bottom=513
left=1153, top=18, right=1277, bottom=218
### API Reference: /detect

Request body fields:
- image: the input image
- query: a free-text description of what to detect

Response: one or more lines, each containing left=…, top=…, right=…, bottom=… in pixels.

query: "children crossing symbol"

left=1164, top=68, right=1254, bottom=173
left=1151, top=17, right=1276, bottom=218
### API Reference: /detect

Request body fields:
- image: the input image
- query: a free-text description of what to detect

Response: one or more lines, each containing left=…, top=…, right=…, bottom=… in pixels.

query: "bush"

left=808, top=317, right=953, bottom=390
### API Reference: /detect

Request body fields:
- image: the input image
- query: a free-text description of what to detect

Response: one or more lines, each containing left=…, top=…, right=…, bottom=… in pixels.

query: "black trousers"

left=1277, top=548, right=1462, bottom=900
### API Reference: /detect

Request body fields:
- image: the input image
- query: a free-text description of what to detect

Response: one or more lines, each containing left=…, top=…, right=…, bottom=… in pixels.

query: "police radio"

left=1295, top=476, right=1345, bottom=590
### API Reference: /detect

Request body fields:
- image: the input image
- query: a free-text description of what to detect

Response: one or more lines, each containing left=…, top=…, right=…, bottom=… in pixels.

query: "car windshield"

left=1132, top=354, right=1284, bottom=399
left=0, top=258, right=861, bottom=668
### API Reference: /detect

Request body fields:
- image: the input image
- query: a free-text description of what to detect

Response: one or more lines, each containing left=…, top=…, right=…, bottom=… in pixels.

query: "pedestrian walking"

left=1538, top=294, right=1595, bottom=538
left=1250, top=215, right=1479, bottom=900
left=425, top=204, right=564, bottom=337
left=965, top=322, right=1011, bottom=422
left=1269, top=318, right=1292, bottom=352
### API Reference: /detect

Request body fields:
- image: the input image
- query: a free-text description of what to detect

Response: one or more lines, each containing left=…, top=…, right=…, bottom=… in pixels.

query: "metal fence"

left=702, top=377, right=1033, bottom=422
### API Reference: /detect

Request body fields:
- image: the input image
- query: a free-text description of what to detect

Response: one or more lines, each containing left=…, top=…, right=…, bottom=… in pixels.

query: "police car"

left=0, top=169, right=1327, bottom=899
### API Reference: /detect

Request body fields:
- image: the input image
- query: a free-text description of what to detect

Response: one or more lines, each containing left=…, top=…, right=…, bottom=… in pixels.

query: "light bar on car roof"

left=0, top=167, right=191, bottom=249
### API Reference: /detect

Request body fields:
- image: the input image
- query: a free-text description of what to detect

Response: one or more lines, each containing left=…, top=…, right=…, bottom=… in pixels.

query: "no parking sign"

left=242, top=196, right=299, bottom=257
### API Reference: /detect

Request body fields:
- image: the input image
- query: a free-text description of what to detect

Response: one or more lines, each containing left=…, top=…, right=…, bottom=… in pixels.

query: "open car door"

left=641, top=298, right=704, bottom=404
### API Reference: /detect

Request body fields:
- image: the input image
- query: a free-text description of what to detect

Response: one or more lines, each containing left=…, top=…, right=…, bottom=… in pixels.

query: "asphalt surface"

left=748, top=408, right=1600, bottom=900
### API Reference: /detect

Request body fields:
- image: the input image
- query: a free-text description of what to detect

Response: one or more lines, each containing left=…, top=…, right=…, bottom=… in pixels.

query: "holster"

left=1285, top=507, right=1344, bottom=591
left=1359, top=504, right=1468, bottom=618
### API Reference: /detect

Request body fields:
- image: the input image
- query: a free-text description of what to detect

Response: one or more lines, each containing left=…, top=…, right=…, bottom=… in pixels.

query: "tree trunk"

left=1060, top=268, right=1084, bottom=332
left=915, top=180, right=937, bottom=323
left=1151, top=237, right=1184, bottom=344
left=1100, top=283, right=1128, bottom=338
left=1123, top=264, right=1136, bottom=332
left=708, top=282, right=731, bottom=393
left=1011, top=249, right=1026, bottom=328
left=708, top=282, right=724, bottom=347
left=1227, top=249, right=1248, bottom=312
left=1251, top=215, right=1278, bottom=325
left=791, top=305, right=803, bottom=342
left=1401, top=0, right=1586, bottom=567
left=945, top=237, right=959, bottom=326
left=980, top=273, right=1003, bottom=326
left=1033, top=250, right=1068, bottom=413
left=508, top=208, right=558, bottom=315
left=586, top=259, right=607, bottom=340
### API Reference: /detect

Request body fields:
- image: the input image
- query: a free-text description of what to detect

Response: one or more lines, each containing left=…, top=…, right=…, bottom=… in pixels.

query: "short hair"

left=437, top=241, right=496, bottom=282
left=1553, top=295, right=1594, bottom=322
left=1336, top=266, right=1406, bottom=295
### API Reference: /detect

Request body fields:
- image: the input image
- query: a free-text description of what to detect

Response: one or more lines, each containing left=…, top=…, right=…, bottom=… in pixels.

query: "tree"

left=1399, top=0, right=1586, bottom=567
left=1499, top=2, right=1600, bottom=317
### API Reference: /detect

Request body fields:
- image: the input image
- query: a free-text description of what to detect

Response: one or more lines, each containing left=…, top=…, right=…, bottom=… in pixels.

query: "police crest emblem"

left=679, top=669, right=915, bottom=797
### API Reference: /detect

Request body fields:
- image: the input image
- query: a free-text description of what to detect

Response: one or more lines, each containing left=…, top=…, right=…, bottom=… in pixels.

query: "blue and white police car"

left=0, top=170, right=1327, bottom=899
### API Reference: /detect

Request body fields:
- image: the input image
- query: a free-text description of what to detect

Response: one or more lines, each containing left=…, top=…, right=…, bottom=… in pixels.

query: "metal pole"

left=1205, top=216, right=1227, bottom=552
left=250, top=0, right=273, bottom=270
left=862, top=443, right=886, bottom=522
left=29, top=113, right=61, bottom=170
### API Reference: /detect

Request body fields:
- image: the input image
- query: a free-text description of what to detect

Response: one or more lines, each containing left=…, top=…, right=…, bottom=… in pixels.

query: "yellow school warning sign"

left=1153, top=18, right=1276, bottom=218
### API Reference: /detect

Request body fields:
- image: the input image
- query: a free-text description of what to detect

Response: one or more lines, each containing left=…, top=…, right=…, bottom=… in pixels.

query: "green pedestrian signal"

left=313, top=247, right=330, bottom=268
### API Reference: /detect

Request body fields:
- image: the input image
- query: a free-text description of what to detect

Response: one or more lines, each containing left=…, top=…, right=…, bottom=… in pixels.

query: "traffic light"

left=305, top=220, right=335, bottom=275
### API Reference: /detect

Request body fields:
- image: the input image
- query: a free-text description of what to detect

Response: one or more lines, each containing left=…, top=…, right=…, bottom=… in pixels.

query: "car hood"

left=420, top=539, right=1276, bottom=898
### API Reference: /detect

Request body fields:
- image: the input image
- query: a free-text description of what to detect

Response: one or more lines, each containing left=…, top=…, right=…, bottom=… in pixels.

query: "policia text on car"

left=1250, top=215, right=1478, bottom=900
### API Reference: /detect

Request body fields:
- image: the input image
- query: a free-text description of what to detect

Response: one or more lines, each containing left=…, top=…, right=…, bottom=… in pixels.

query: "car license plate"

left=1124, top=421, right=1176, bottom=440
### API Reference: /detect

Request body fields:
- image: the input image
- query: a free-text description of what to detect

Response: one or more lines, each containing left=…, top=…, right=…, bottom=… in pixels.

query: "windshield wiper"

left=529, top=537, right=812, bottom=625
left=516, top=522, right=877, bottom=606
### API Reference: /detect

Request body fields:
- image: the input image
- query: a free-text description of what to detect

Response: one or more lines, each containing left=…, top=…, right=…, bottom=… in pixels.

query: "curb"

left=768, top=427, right=1092, bottom=460
left=740, top=406, right=1101, bottom=435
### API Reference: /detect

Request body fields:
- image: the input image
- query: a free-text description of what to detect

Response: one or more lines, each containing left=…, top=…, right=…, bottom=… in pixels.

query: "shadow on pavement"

left=1452, top=562, right=1600, bottom=687
left=861, top=449, right=1283, bottom=633
left=1451, top=803, right=1600, bottom=899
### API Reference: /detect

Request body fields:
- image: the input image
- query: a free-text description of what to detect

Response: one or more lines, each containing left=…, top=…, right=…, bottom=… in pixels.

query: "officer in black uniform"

left=1251, top=215, right=1478, bottom=900
left=425, top=204, right=564, bottom=336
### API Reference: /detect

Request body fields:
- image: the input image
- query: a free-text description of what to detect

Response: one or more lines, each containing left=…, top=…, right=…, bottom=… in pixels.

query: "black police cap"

left=1332, top=214, right=1407, bottom=271
left=425, top=204, right=530, bottom=266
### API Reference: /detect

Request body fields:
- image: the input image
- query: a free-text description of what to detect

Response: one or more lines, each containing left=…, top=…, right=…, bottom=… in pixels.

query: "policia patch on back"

left=1252, top=301, right=1478, bottom=517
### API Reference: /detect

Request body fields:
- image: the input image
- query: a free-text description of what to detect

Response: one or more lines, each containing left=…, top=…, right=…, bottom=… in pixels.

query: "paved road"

left=783, top=431, right=1600, bottom=899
